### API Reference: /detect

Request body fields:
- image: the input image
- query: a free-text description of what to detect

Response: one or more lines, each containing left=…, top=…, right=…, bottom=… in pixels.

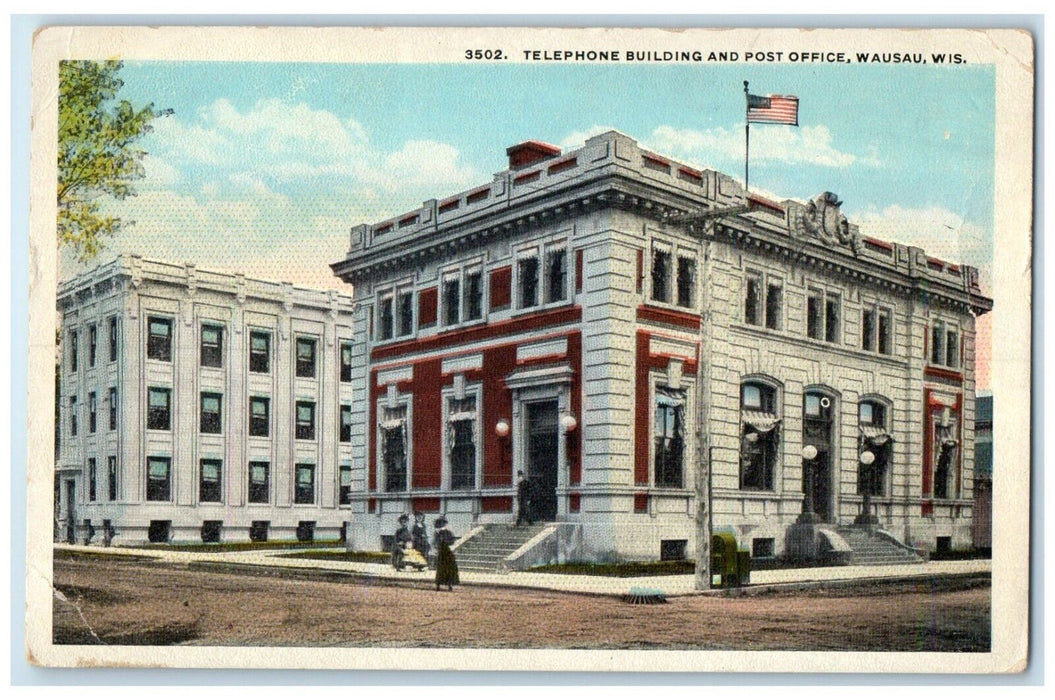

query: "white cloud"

left=559, top=125, right=619, bottom=151
left=647, top=123, right=862, bottom=169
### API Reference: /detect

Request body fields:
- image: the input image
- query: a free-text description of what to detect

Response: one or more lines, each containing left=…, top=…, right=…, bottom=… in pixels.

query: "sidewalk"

left=54, top=543, right=991, bottom=597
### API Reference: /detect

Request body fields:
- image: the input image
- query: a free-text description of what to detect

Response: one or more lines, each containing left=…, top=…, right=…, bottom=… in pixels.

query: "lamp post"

left=798, top=444, right=819, bottom=524
left=855, top=449, right=878, bottom=527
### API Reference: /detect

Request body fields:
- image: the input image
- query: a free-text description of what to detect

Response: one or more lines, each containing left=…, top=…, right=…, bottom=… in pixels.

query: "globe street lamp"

left=855, top=449, right=878, bottom=527
left=798, top=444, right=820, bottom=524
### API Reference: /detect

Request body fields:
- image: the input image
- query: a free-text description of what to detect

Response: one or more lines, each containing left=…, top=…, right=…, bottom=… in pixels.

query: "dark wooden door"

left=526, top=400, right=559, bottom=521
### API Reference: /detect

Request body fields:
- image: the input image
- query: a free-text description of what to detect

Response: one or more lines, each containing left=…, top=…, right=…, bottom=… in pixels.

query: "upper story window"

left=654, top=387, right=686, bottom=489
left=200, top=392, right=222, bottom=434
left=200, top=324, right=224, bottom=368
left=397, top=289, right=414, bottom=336
left=88, top=392, right=97, bottom=433
left=88, top=458, right=97, bottom=501
left=464, top=270, right=483, bottom=321
left=88, top=324, right=97, bottom=368
left=443, top=274, right=461, bottom=326
left=108, top=317, right=119, bottom=362
left=147, top=317, right=173, bottom=362
left=249, top=331, right=270, bottom=373
left=676, top=255, right=696, bottom=308
left=518, top=256, right=540, bottom=309
left=199, top=459, right=222, bottom=503
left=339, top=463, right=353, bottom=505
left=930, top=320, right=960, bottom=369
left=68, top=330, right=78, bottom=372
left=651, top=247, right=671, bottom=304
left=69, top=395, right=78, bottom=436
left=862, top=305, right=893, bottom=355
left=807, top=288, right=841, bottom=343
left=146, top=456, right=171, bottom=502
left=745, top=271, right=783, bottom=329
left=740, top=381, right=780, bottom=491
left=108, top=386, right=117, bottom=430
left=249, top=396, right=270, bottom=437
left=340, top=404, right=353, bottom=443
left=295, top=401, right=316, bottom=440
left=295, top=464, right=316, bottom=505
left=107, top=455, right=117, bottom=501
left=378, top=295, right=395, bottom=341
left=248, top=461, right=270, bottom=504
left=340, top=342, right=353, bottom=382
left=377, top=285, right=415, bottom=340
left=147, top=387, right=172, bottom=431
left=441, top=266, right=484, bottom=326
left=295, top=337, right=317, bottom=378
left=545, top=247, right=567, bottom=304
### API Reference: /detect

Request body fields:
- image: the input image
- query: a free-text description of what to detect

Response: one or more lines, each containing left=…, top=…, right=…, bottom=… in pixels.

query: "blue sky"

left=62, top=61, right=995, bottom=292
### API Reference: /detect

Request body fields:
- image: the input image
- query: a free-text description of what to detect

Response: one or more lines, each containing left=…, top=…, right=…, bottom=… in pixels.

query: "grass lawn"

left=276, top=550, right=393, bottom=564
left=528, top=560, right=695, bottom=577
left=131, top=540, right=345, bottom=553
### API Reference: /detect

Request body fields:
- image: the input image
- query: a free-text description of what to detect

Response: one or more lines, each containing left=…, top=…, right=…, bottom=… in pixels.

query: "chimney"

left=506, top=140, right=562, bottom=170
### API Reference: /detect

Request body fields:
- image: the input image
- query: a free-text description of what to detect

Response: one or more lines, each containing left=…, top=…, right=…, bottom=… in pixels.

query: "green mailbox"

left=710, top=532, right=751, bottom=588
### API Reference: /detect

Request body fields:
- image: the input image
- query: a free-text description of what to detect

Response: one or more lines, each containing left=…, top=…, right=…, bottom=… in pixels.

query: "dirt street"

left=52, top=553, right=990, bottom=650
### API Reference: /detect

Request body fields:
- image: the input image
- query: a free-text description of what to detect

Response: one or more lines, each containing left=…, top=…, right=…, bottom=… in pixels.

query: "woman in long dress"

left=434, top=516, right=460, bottom=591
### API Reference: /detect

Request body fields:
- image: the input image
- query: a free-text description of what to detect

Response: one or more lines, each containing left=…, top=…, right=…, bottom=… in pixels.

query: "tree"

left=58, top=60, right=170, bottom=261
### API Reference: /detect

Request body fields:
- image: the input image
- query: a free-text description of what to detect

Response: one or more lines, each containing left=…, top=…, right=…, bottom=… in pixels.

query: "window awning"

left=448, top=411, right=476, bottom=422
left=380, top=418, right=405, bottom=431
left=742, top=410, right=780, bottom=433
left=657, top=388, right=685, bottom=407
left=861, top=425, right=893, bottom=445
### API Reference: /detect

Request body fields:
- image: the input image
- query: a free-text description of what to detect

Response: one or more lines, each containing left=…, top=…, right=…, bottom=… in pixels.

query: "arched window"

left=740, top=380, right=780, bottom=491
left=859, top=398, right=893, bottom=497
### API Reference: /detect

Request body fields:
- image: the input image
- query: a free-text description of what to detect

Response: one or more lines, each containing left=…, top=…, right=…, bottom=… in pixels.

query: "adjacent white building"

left=55, top=256, right=356, bottom=545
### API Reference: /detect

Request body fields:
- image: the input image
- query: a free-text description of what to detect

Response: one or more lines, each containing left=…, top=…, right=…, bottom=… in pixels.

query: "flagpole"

left=743, top=80, right=750, bottom=194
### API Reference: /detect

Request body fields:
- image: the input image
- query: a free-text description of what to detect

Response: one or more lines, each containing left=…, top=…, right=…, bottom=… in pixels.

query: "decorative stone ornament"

left=791, top=191, right=861, bottom=254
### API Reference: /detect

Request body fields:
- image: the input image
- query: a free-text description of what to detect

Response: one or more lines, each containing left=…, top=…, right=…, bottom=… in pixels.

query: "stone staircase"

left=836, top=526, right=923, bottom=566
left=453, top=523, right=551, bottom=572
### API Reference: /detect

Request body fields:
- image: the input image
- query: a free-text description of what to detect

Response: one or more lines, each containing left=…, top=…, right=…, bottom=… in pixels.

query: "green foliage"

left=58, top=60, right=171, bottom=261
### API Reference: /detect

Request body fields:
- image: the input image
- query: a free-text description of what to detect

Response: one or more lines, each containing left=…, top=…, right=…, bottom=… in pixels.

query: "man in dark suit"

left=516, top=470, right=533, bottom=526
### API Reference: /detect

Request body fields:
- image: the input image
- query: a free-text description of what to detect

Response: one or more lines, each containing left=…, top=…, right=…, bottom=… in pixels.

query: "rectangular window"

left=200, top=324, right=224, bottom=368
left=88, top=458, right=97, bottom=502
left=340, top=342, right=353, bottom=382
left=651, top=248, right=671, bottom=304
left=448, top=396, right=477, bottom=490
left=200, top=393, right=222, bottom=434
left=68, top=330, right=78, bottom=372
left=339, top=464, right=353, bottom=505
left=295, top=464, right=315, bottom=504
left=740, top=383, right=779, bottom=491
left=249, top=331, right=271, bottom=373
left=464, top=271, right=483, bottom=321
left=518, top=256, right=539, bottom=309
left=676, top=256, right=695, bottom=308
left=946, top=328, right=960, bottom=369
left=147, top=387, right=171, bottom=430
left=825, top=294, right=841, bottom=343
left=744, top=272, right=762, bottom=326
left=545, top=248, right=567, bottom=303
left=88, top=324, right=97, bottom=368
left=146, top=457, right=171, bottom=502
left=108, top=387, right=117, bottom=430
left=765, top=279, right=783, bottom=331
left=862, top=307, right=877, bottom=351
left=69, top=396, right=77, bottom=436
left=199, top=459, right=222, bottom=503
left=147, top=317, right=172, bottom=361
left=109, top=317, right=118, bottom=362
left=931, top=322, right=945, bottom=366
left=107, top=456, right=117, bottom=501
left=295, top=337, right=317, bottom=378
left=382, top=406, right=408, bottom=492
left=248, top=461, right=270, bottom=504
left=654, top=389, right=685, bottom=488
left=378, top=296, right=394, bottom=340
left=340, top=404, right=353, bottom=443
left=398, top=290, right=414, bottom=336
left=807, top=288, right=824, bottom=340
left=249, top=397, right=270, bottom=437
left=88, top=392, right=97, bottom=433
left=295, top=401, right=316, bottom=440
left=877, top=308, right=892, bottom=355
left=443, top=276, right=461, bottom=325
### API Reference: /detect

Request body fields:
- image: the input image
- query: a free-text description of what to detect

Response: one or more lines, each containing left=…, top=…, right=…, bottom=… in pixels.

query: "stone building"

left=55, top=256, right=355, bottom=545
left=331, top=130, right=992, bottom=564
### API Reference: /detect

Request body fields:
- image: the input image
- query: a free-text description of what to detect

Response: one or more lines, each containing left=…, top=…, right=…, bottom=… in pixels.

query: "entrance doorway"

left=525, top=400, right=559, bottom=521
left=802, top=391, right=835, bottom=523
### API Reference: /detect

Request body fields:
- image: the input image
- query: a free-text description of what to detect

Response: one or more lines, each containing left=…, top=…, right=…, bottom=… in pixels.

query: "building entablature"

left=332, top=131, right=991, bottom=318
left=59, top=254, right=355, bottom=316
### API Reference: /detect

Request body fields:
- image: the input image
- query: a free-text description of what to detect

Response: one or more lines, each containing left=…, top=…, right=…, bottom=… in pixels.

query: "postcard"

left=26, top=25, right=1032, bottom=673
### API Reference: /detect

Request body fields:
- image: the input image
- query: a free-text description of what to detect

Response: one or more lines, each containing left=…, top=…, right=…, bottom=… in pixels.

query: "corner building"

left=334, top=130, right=992, bottom=561
left=56, top=256, right=355, bottom=545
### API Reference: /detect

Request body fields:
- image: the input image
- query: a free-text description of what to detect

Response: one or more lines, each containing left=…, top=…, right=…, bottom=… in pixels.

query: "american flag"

left=746, top=94, right=799, bottom=126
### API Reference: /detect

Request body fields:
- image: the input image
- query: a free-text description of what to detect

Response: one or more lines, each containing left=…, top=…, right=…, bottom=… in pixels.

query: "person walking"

left=391, top=513, right=412, bottom=571
left=412, top=511, right=431, bottom=563
left=516, top=470, right=533, bottom=526
left=434, top=516, right=460, bottom=591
